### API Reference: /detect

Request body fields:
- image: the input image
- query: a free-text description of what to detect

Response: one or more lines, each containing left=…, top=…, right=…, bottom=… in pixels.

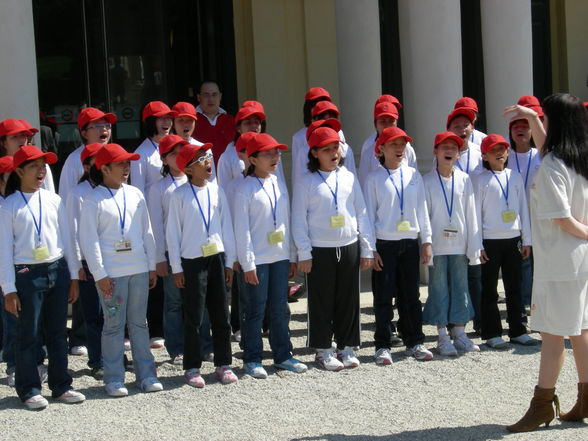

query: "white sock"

left=453, top=326, right=465, bottom=337
left=438, top=327, right=448, bottom=337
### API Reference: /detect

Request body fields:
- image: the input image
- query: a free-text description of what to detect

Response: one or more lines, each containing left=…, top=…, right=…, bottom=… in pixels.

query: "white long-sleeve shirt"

left=58, top=144, right=84, bottom=201
left=216, top=141, right=286, bottom=190
left=130, top=138, right=163, bottom=198
left=0, top=188, right=79, bottom=293
left=423, top=168, right=482, bottom=264
left=364, top=165, right=431, bottom=243
left=166, top=180, right=236, bottom=274
left=506, top=147, right=542, bottom=202
left=65, top=180, right=94, bottom=263
left=232, top=174, right=296, bottom=272
left=79, top=183, right=156, bottom=281
left=473, top=168, right=532, bottom=246
left=43, top=165, right=55, bottom=193
left=147, top=174, right=188, bottom=263
left=455, top=144, right=483, bottom=176
left=291, top=166, right=375, bottom=261
left=470, top=129, right=487, bottom=147
left=291, top=127, right=356, bottom=188
left=358, top=131, right=417, bottom=188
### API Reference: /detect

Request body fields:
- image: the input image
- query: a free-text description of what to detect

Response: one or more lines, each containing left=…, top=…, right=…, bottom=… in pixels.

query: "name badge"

left=268, top=230, right=285, bottom=244
left=115, top=240, right=132, bottom=253
left=330, top=215, right=345, bottom=228
left=201, top=242, right=219, bottom=257
left=442, top=226, right=459, bottom=238
left=396, top=220, right=411, bottom=232
left=502, top=210, right=517, bottom=223
left=32, top=246, right=50, bottom=261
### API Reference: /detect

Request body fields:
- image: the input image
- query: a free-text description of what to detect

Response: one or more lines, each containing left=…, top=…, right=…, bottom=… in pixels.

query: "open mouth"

left=270, top=162, right=278, bottom=167
left=183, top=128, right=190, bottom=134
left=162, top=126, right=170, bottom=132
left=99, top=134, right=108, bottom=141
left=444, top=155, right=453, bottom=161
left=36, top=174, right=45, bottom=183
left=496, top=155, right=505, bottom=161
left=205, top=166, right=212, bottom=173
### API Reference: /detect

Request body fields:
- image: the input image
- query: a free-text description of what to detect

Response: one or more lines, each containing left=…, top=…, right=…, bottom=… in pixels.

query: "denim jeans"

left=241, top=260, right=292, bottom=364
left=14, top=258, right=72, bottom=401
left=424, top=255, right=474, bottom=326
left=467, top=264, right=482, bottom=331
left=96, top=272, right=156, bottom=384
left=520, top=255, right=533, bottom=307
left=78, top=261, right=103, bottom=369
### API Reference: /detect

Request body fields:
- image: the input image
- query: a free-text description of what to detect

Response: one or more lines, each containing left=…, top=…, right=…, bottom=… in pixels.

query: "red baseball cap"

left=0, top=156, right=14, bottom=173
left=516, top=95, right=544, bottom=117
left=481, top=134, right=509, bottom=154
left=304, top=87, right=332, bottom=101
left=80, top=143, right=103, bottom=163
left=13, top=145, right=57, bottom=169
left=235, top=132, right=257, bottom=153
left=434, top=131, right=464, bottom=149
left=584, top=102, right=588, bottom=109
left=374, top=102, right=399, bottom=120
left=246, top=133, right=288, bottom=157
left=376, top=94, right=403, bottom=108
left=142, top=101, right=173, bottom=121
left=171, top=102, right=198, bottom=120
left=19, top=120, right=39, bottom=134
left=158, top=134, right=189, bottom=156
left=77, top=107, right=117, bottom=130
left=311, top=101, right=340, bottom=117
left=375, top=127, right=413, bottom=153
left=241, top=100, right=265, bottom=113
left=235, top=103, right=266, bottom=123
left=454, top=97, right=479, bottom=113
left=306, top=119, right=341, bottom=148
left=176, top=143, right=214, bottom=172
left=94, top=144, right=140, bottom=170
left=0, top=119, right=32, bottom=137
left=446, top=107, right=476, bottom=129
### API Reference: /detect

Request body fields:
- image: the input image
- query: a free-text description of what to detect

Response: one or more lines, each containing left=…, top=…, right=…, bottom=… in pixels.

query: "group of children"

left=0, top=88, right=546, bottom=410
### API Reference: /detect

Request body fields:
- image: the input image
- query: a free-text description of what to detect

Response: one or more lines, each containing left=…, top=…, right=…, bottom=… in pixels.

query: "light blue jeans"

left=97, top=272, right=156, bottom=385
left=423, top=255, right=474, bottom=326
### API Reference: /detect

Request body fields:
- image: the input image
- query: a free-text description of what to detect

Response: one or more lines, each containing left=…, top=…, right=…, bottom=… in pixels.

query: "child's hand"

left=480, top=250, right=489, bottom=264
left=502, top=104, right=539, bottom=123
left=421, top=243, right=433, bottom=265
left=97, top=277, right=115, bottom=297
left=174, top=272, right=185, bottom=289
left=244, top=269, right=259, bottom=285
left=225, top=267, right=233, bottom=286
left=521, top=245, right=531, bottom=259
left=3, top=292, right=21, bottom=317
left=288, top=263, right=297, bottom=280
left=298, top=259, right=312, bottom=273
left=373, top=252, right=384, bottom=271
left=233, top=262, right=242, bottom=273
left=78, top=268, right=87, bottom=281
left=68, top=280, right=79, bottom=304
left=148, top=271, right=157, bottom=289
left=360, top=258, right=374, bottom=270
left=156, top=261, right=169, bottom=278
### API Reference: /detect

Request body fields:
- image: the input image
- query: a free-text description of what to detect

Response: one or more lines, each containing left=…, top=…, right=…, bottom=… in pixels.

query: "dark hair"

left=508, top=121, right=535, bottom=150
left=160, top=151, right=171, bottom=177
left=482, top=158, right=509, bottom=171
left=306, top=148, right=345, bottom=173
left=541, top=93, right=588, bottom=180
left=0, top=136, right=6, bottom=157
left=245, top=152, right=259, bottom=176
left=79, top=123, right=90, bottom=142
left=199, top=80, right=221, bottom=93
left=89, top=164, right=105, bottom=186
left=303, top=98, right=330, bottom=127
left=78, top=157, right=96, bottom=185
left=4, top=159, right=34, bottom=197
left=142, top=116, right=158, bottom=139
left=378, top=154, right=386, bottom=166
left=233, top=120, right=267, bottom=143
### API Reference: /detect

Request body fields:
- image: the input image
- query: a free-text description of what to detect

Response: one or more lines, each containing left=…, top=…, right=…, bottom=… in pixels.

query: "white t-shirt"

left=58, top=144, right=85, bottom=201
left=530, top=153, right=588, bottom=282
left=66, top=180, right=94, bottom=263
left=506, top=147, right=542, bottom=202
left=130, top=138, right=163, bottom=198
left=470, top=129, right=487, bottom=147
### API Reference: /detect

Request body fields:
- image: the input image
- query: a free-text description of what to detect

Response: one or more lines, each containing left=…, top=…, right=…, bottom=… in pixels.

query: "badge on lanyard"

left=318, top=170, right=345, bottom=229
left=396, top=220, right=411, bottom=232
left=106, top=186, right=132, bottom=252
left=255, top=176, right=285, bottom=244
left=201, top=242, right=219, bottom=257
left=19, top=191, right=50, bottom=260
left=491, top=170, right=517, bottom=224
left=268, top=230, right=285, bottom=244
left=190, top=183, right=219, bottom=257
left=436, top=170, right=458, bottom=239
left=387, top=166, right=408, bottom=232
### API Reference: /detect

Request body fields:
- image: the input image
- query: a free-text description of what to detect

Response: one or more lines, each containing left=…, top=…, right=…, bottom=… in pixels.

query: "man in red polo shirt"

left=194, top=81, right=236, bottom=166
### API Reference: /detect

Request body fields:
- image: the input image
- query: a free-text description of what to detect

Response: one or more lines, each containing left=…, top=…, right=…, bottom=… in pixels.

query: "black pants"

left=372, top=239, right=424, bottom=349
left=181, top=253, right=232, bottom=369
left=307, top=242, right=360, bottom=350
left=147, top=277, right=164, bottom=339
left=68, top=299, right=86, bottom=348
left=481, top=237, right=526, bottom=340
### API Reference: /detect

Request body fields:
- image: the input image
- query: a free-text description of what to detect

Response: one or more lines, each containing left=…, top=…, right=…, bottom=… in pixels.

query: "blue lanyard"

left=149, top=139, right=158, bottom=151
left=456, top=149, right=470, bottom=174
left=106, top=186, right=127, bottom=238
left=255, top=176, right=278, bottom=229
left=491, top=170, right=510, bottom=209
left=514, top=149, right=533, bottom=189
left=317, top=170, right=339, bottom=213
left=170, top=175, right=178, bottom=188
left=189, top=183, right=211, bottom=237
left=385, top=166, right=404, bottom=217
left=436, top=170, right=454, bottom=223
left=19, top=191, right=42, bottom=245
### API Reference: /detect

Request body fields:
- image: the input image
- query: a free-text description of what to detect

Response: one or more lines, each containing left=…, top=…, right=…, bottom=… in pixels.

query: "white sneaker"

left=172, top=354, right=184, bottom=365
left=374, top=348, right=393, bottom=365
left=244, top=362, right=268, bottom=379
left=454, top=333, right=481, bottom=352
left=405, top=344, right=434, bottom=361
left=55, top=389, right=86, bottom=404
left=7, top=371, right=15, bottom=387
left=486, top=336, right=510, bottom=349
left=105, top=382, right=129, bottom=397
left=24, top=394, right=48, bottom=410
left=315, top=348, right=344, bottom=371
left=140, top=377, right=163, bottom=393
left=149, top=337, right=164, bottom=349
left=70, top=345, right=88, bottom=356
left=337, top=347, right=360, bottom=368
left=437, top=336, right=458, bottom=356
left=511, top=333, right=539, bottom=346
left=124, top=339, right=131, bottom=352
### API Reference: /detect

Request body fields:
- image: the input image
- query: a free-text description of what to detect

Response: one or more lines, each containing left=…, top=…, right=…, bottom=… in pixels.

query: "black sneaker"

left=390, top=332, right=403, bottom=347
left=90, top=367, right=104, bottom=380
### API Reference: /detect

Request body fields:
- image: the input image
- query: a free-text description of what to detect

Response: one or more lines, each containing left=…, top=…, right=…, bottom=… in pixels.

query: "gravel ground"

left=0, top=279, right=585, bottom=441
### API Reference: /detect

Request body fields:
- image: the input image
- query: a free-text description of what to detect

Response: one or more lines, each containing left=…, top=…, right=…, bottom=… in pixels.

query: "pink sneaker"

left=215, top=366, right=238, bottom=385
left=184, top=368, right=205, bottom=388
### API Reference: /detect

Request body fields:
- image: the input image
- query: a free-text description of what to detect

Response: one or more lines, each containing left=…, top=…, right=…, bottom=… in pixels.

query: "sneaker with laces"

left=232, top=330, right=241, bottom=342
left=486, top=336, right=510, bottom=349
left=124, top=339, right=131, bottom=351
left=437, top=336, right=458, bottom=356
left=244, top=362, right=268, bottom=379
left=24, top=394, right=48, bottom=410
left=389, top=332, right=403, bottom=348
left=172, top=354, right=184, bottom=365
left=55, top=389, right=86, bottom=404
left=70, top=345, right=88, bottom=356
left=184, top=368, right=205, bottom=388
left=337, top=347, right=360, bottom=368
left=454, top=334, right=481, bottom=352
left=90, top=367, right=104, bottom=380
left=149, top=337, right=164, bottom=349
left=215, top=366, right=238, bottom=384
left=406, top=344, right=434, bottom=361
left=105, top=382, right=128, bottom=397
left=7, top=371, right=15, bottom=387
left=274, top=357, right=308, bottom=373
left=374, top=348, right=393, bottom=365
left=203, top=352, right=214, bottom=363
left=510, top=333, right=539, bottom=346
left=315, top=349, right=344, bottom=371
left=140, top=376, right=163, bottom=392
left=37, top=364, right=48, bottom=383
